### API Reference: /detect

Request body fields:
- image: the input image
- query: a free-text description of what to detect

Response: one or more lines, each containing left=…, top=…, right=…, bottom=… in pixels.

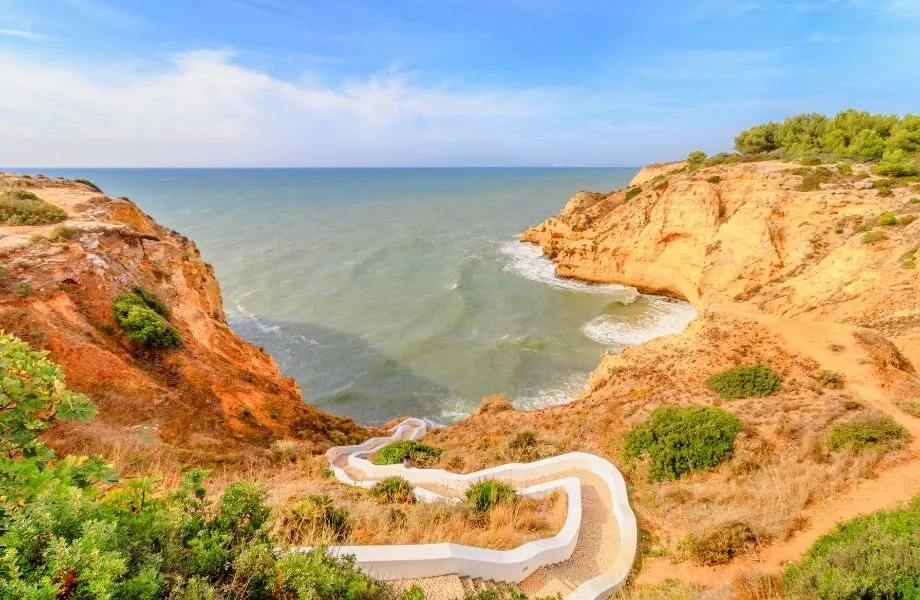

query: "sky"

left=1, top=0, right=918, bottom=167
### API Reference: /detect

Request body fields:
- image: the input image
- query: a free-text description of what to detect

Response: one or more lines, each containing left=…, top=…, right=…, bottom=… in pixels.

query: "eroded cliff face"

left=0, top=173, right=366, bottom=462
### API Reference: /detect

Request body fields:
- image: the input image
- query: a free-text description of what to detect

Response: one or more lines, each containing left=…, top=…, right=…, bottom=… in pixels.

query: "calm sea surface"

left=20, top=168, right=695, bottom=424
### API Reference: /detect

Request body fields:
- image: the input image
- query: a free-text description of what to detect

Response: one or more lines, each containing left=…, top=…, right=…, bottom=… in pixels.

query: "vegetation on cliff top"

left=372, top=440, right=441, bottom=466
left=732, top=110, right=920, bottom=175
left=624, top=406, right=742, bottom=481
left=0, top=189, right=67, bottom=225
left=0, top=332, right=421, bottom=600
left=705, top=364, right=782, bottom=400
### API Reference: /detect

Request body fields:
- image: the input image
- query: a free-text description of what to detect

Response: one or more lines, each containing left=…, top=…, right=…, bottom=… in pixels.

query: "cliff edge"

left=0, top=173, right=366, bottom=463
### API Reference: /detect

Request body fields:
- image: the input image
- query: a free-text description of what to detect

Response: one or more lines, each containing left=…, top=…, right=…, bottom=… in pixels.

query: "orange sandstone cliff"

left=0, top=173, right=366, bottom=463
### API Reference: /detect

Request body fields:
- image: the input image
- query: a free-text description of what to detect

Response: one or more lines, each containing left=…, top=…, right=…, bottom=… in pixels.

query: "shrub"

left=372, top=440, right=441, bottom=465
left=827, top=417, right=906, bottom=453
left=48, top=225, right=80, bottom=241
left=687, top=150, right=708, bottom=166
left=784, top=496, right=920, bottom=600
left=624, top=406, right=742, bottom=481
left=112, top=290, right=181, bottom=348
left=703, top=152, right=743, bottom=167
left=873, top=149, right=919, bottom=177
left=16, top=281, right=33, bottom=297
left=816, top=369, right=845, bottom=389
left=877, top=211, right=899, bottom=226
left=706, top=364, right=782, bottom=399
left=74, top=178, right=103, bottom=193
left=283, top=494, right=351, bottom=542
left=799, top=156, right=823, bottom=166
left=836, top=162, right=853, bottom=175
left=272, top=549, right=399, bottom=600
left=734, top=122, right=779, bottom=155
left=680, top=521, right=758, bottom=565
left=862, top=230, right=886, bottom=244
left=465, top=479, right=517, bottom=512
left=624, top=186, right=642, bottom=201
left=706, top=175, right=722, bottom=184
left=911, top=197, right=920, bottom=204
left=902, top=246, right=918, bottom=269
left=797, top=167, right=834, bottom=192
left=0, top=189, right=67, bottom=225
left=370, top=477, right=416, bottom=504
left=900, top=214, right=917, bottom=226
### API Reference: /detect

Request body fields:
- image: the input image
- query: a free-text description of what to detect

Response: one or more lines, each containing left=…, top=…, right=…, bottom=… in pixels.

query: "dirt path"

left=638, top=310, right=920, bottom=587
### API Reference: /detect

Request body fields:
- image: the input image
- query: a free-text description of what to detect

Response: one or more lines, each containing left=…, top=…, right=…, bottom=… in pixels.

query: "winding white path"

left=307, top=418, right=637, bottom=600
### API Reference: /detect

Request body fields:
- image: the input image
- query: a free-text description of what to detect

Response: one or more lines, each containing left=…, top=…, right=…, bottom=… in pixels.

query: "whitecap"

left=582, top=296, right=696, bottom=347
left=499, top=241, right=638, bottom=303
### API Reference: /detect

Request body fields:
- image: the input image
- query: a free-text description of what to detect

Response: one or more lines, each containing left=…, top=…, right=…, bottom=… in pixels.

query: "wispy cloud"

left=60, top=0, right=142, bottom=27
left=0, top=28, right=55, bottom=41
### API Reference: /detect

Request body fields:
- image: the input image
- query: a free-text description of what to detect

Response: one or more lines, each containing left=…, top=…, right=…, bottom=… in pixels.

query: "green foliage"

left=799, top=156, right=823, bottom=166
left=0, top=334, right=402, bottom=600
left=679, top=521, right=758, bottom=565
left=624, top=186, right=642, bottom=201
left=902, top=246, right=918, bottom=269
left=705, top=364, right=781, bottom=399
left=686, top=150, right=707, bottom=166
left=877, top=211, right=899, bottom=226
left=464, top=479, right=516, bottom=513
left=284, top=494, right=351, bottom=542
left=862, top=230, right=886, bottom=244
left=0, top=189, right=67, bottom=225
left=734, top=122, right=779, bottom=155
left=372, top=440, right=441, bottom=465
left=827, top=417, right=906, bottom=453
left=888, top=113, right=920, bottom=153
left=0, top=333, right=97, bottom=457
left=816, top=370, right=845, bottom=390
left=776, top=113, right=829, bottom=157
left=702, top=152, right=743, bottom=167
left=623, top=406, right=742, bottom=481
left=873, top=149, right=919, bottom=177
left=911, top=197, right=920, bottom=204
left=370, top=477, right=415, bottom=504
left=836, top=162, right=853, bottom=175
left=706, top=175, right=722, bottom=184
left=15, top=281, right=32, bottom=297
left=112, top=289, right=181, bottom=348
left=48, top=225, right=80, bottom=242
left=783, top=496, right=920, bottom=600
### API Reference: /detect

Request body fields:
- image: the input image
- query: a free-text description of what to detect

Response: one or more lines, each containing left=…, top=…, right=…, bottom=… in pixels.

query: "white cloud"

left=0, top=50, right=564, bottom=166
left=0, top=28, right=54, bottom=40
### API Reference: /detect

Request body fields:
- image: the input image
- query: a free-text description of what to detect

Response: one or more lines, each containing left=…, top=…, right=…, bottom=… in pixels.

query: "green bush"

left=0, top=333, right=405, bottom=600
left=703, top=152, right=743, bottom=167
left=910, top=197, right=920, bottom=204
left=48, top=225, right=80, bottom=242
left=873, top=149, right=919, bottom=177
left=370, top=477, right=415, bottom=504
left=465, top=479, right=517, bottom=512
left=836, top=162, right=853, bottom=175
left=705, top=364, right=781, bottom=399
left=784, top=496, right=920, bottom=600
left=800, top=156, right=823, bottom=166
left=0, top=189, right=67, bottom=225
left=827, top=417, right=906, bottom=453
left=285, top=495, right=351, bottom=541
left=623, top=406, right=742, bottom=481
left=706, top=175, right=722, bottom=184
left=902, top=246, right=918, bottom=269
left=372, top=440, right=441, bottom=465
left=862, top=230, right=886, bottom=244
left=112, top=289, right=182, bottom=348
left=734, top=122, right=779, bottom=155
left=687, top=150, right=707, bottom=166
left=877, top=211, right=899, bottom=226
left=797, top=167, right=834, bottom=192
left=624, top=186, right=642, bottom=201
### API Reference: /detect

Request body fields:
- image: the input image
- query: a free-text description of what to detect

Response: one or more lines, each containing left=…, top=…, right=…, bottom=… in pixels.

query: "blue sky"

left=1, top=0, right=918, bottom=166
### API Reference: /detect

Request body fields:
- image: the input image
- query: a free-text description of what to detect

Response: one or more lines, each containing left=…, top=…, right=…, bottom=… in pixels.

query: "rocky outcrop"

left=0, top=173, right=367, bottom=462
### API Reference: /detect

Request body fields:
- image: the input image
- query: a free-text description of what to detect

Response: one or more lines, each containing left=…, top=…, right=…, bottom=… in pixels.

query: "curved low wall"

left=314, top=419, right=637, bottom=599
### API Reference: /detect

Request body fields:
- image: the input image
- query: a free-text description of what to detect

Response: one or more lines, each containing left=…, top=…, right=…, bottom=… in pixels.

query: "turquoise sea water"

left=19, top=168, right=695, bottom=424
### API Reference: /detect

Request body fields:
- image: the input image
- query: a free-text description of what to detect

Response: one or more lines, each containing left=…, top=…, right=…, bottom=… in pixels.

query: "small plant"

left=910, top=197, right=920, bottom=204
left=706, top=175, right=722, bottom=184
left=0, top=189, right=67, bottom=225
left=877, top=211, right=899, bottom=226
left=828, top=416, right=906, bottom=453
left=679, top=521, right=758, bottom=565
left=900, top=214, right=917, bottom=226
left=687, top=150, right=707, bottom=167
left=372, top=440, right=441, bottom=465
left=283, top=494, right=351, bottom=542
left=16, top=281, right=33, bottom=297
left=816, top=369, right=845, bottom=389
left=112, top=289, right=182, bottom=348
left=624, top=406, right=742, bottom=481
left=796, top=167, right=834, bottom=191
left=705, top=364, right=782, bottom=399
left=799, top=156, right=823, bottom=166
left=465, top=479, right=516, bottom=512
left=836, top=162, right=853, bottom=175
left=862, top=230, right=886, bottom=244
left=48, top=225, right=80, bottom=242
left=901, top=246, right=918, bottom=269
left=624, top=186, right=642, bottom=201
left=370, top=477, right=416, bottom=504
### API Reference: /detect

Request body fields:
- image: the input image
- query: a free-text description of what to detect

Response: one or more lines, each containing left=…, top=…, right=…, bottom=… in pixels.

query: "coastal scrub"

left=0, top=189, right=67, bottom=225
left=705, top=364, right=781, bottom=399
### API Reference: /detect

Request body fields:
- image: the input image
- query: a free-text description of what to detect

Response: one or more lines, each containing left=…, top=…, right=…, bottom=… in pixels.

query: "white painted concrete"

left=309, top=419, right=637, bottom=599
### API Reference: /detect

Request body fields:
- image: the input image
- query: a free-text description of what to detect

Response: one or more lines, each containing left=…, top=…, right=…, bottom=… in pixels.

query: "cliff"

left=427, top=158, right=920, bottom=585
left=0, top=173, right=366, bottom=463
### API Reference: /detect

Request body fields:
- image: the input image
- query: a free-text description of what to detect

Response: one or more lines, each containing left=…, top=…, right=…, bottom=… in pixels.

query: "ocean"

left=20, top=168, right=695, bottom=424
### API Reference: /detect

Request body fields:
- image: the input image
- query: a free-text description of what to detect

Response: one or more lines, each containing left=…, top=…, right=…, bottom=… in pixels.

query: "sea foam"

left=582, top=296, right=697, bottom=347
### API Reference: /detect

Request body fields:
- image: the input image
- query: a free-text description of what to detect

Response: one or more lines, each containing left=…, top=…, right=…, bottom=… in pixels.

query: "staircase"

left=459, top=576, right=520, bottom=597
